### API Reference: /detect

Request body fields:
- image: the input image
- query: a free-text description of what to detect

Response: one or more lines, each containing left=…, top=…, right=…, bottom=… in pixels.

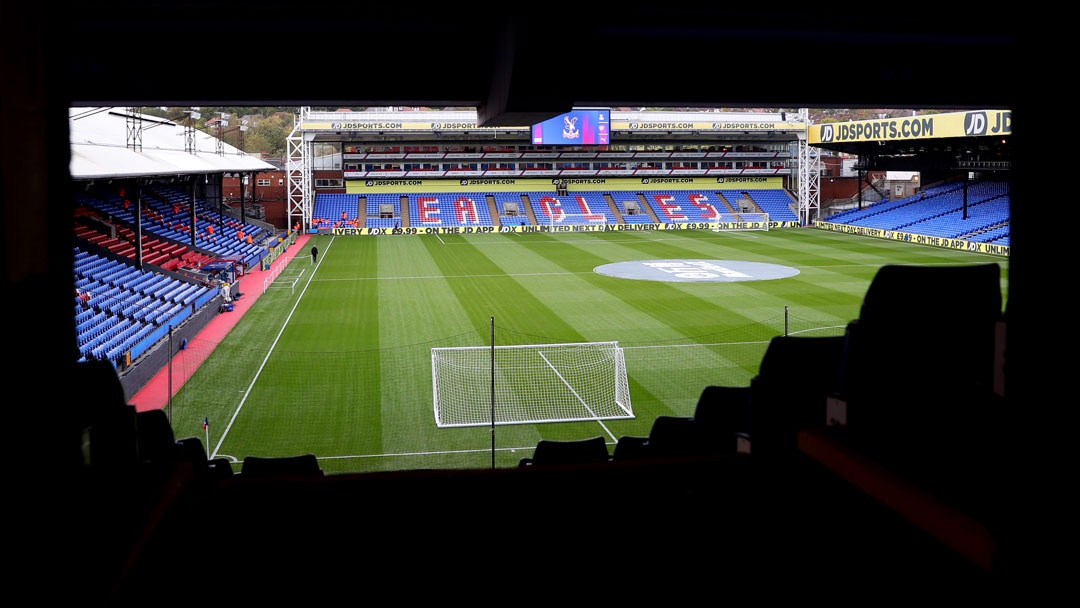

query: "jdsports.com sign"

left=810, top=110, right=1011, bottom=144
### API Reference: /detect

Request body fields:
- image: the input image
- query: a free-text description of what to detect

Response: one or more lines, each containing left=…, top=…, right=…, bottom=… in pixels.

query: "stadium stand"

left=78, top=185, right=270, bottom=270
left=408, top=193, right=492, bottom=226
left=80, top=360, right=235, bottom=487
left=839, top=264, right=1002, bottom=439
left=525, top=192, right=611, bottom=224
left=644, top=191, right=726, bottom=222
left=6, top=10, right=1030, bottom=601
left=308, top=189, right=802, bottom=229
left=73, top=247, right=218, bottom=365
left=176, top=437, right=235, bottom=484
left=732, top=189, right=799, bottom=222
left=314, top=193, right=363, bottom=229
left=826, top=183, right=962, bottom=225
left=241, top=454, right=324, bottom=477
left=825, top=182, right=1010, bottom=242
left=362, top=193, right=402, bottom=228
left=564, top=192, right=616, bottom=223
left=604, top=335, right=840, bottom=464
left=491, top=192, right=532, bottom=225
left=819, top=263, right=1008, bottom=567
left=903, top=195, right=1010, bottom=239
left=611, top=414, right=723, bottom=461
left=748, top=336, right=845, bottom=460
left=73, top=209, right=209, bottom=272
left=612, top=196, right=655, bottom=223
left=518, top=436, right=610, bottom=467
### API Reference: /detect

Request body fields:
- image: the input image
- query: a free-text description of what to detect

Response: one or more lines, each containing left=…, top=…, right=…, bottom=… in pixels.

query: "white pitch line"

left=444, top=229, right=1008, bottom=259
left=788, top=325, right=848, bottom=336
left=312, top=271, right=592, bottom=281
left=441, top=236, right=728, bottom=245
left=318, top=446, right=540, bottom=459
left=211, top=236, right=335, bottom=459
left=538, top=350, right=618, bottom=442
left=306, top=262, right=996, bottom=282
left=311, top=442, right=619, bottom=461
left=800, top=261, right=1006, bottom=269
left=227, top=442, right=625, bottom=464
left=620, top=325, right=847, bottom=350
left=435, top=232, right=446, bottom=245
left=623, top=340, right=772, bottom=350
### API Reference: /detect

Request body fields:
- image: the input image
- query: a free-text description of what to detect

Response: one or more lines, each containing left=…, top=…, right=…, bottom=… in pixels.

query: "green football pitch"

left=166, top=228, right=1008, bottom=474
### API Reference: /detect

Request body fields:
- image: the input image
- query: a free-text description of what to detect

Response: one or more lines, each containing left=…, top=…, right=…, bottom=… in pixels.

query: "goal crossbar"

left=432, top=341, right=633, bottom=427
left=546, top=211, right=609, bottom=226
left=712, top=212, right=769, bottom=231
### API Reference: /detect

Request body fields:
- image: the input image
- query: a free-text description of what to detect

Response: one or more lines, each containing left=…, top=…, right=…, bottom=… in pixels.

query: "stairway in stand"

left=636, top=193, right=661, bottom=223
left=604, top=193, right=625, bottom=224
left=485, top=195, right=501, bottom=227
left=522, top=194, right=539, bottom=225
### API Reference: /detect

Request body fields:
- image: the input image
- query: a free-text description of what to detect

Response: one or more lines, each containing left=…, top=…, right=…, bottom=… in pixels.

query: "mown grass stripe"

left=174, top=229, right=1006, bottom=473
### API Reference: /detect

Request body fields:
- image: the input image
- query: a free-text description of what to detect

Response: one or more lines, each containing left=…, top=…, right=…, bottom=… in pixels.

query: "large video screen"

left=532, top=110, right=609, bottom=145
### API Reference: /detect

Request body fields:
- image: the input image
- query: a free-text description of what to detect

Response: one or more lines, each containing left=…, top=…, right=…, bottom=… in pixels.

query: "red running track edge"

left=129, top=233, right=313, bottom=413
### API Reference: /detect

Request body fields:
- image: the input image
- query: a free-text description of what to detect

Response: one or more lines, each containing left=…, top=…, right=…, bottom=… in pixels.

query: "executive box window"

left=315, top=178, right=344, bottom=188
left=313, top=142, right=342, bottom=170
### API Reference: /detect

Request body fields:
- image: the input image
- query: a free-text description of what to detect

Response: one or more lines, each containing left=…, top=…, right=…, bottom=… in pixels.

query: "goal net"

left=712, top=212, right=769, bottom=232
left=547, top=212, right=610, bottom=227
left=432, top=341, right=633, bottom=427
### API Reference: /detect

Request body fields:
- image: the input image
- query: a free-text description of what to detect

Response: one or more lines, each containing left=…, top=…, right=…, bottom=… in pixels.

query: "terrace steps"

left=604, top=194, right=625, bottom=225
left=486, top=195, right=501, bottom=227
left=637, top=193, right=661, bottom=223
left=521, top=194, right=539, bottom=226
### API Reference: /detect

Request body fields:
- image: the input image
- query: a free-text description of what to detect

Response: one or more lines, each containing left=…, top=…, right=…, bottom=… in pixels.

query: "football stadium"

left=7, top=6, right=1037, bottom=603
left=71, top=105, right=1011, bottom=474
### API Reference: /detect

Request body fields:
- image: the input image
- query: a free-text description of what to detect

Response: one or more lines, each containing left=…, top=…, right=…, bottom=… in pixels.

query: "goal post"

left=712, top=212, right=769, bottom=232
left=432, top=341, right=633, bottom=427
left=547, top=212, right=609, bottom=227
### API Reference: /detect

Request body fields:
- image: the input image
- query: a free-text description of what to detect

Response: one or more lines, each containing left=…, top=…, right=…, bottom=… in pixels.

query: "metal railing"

left=221, top=206, right=276, bottom=234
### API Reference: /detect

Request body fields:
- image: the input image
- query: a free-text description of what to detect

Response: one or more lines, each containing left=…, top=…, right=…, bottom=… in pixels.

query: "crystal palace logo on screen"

left=563, top=116, right=580, bottom=140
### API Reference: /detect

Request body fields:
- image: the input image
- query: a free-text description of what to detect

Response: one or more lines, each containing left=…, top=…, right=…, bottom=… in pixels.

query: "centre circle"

left=593, top=259, right=800, bottom=283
